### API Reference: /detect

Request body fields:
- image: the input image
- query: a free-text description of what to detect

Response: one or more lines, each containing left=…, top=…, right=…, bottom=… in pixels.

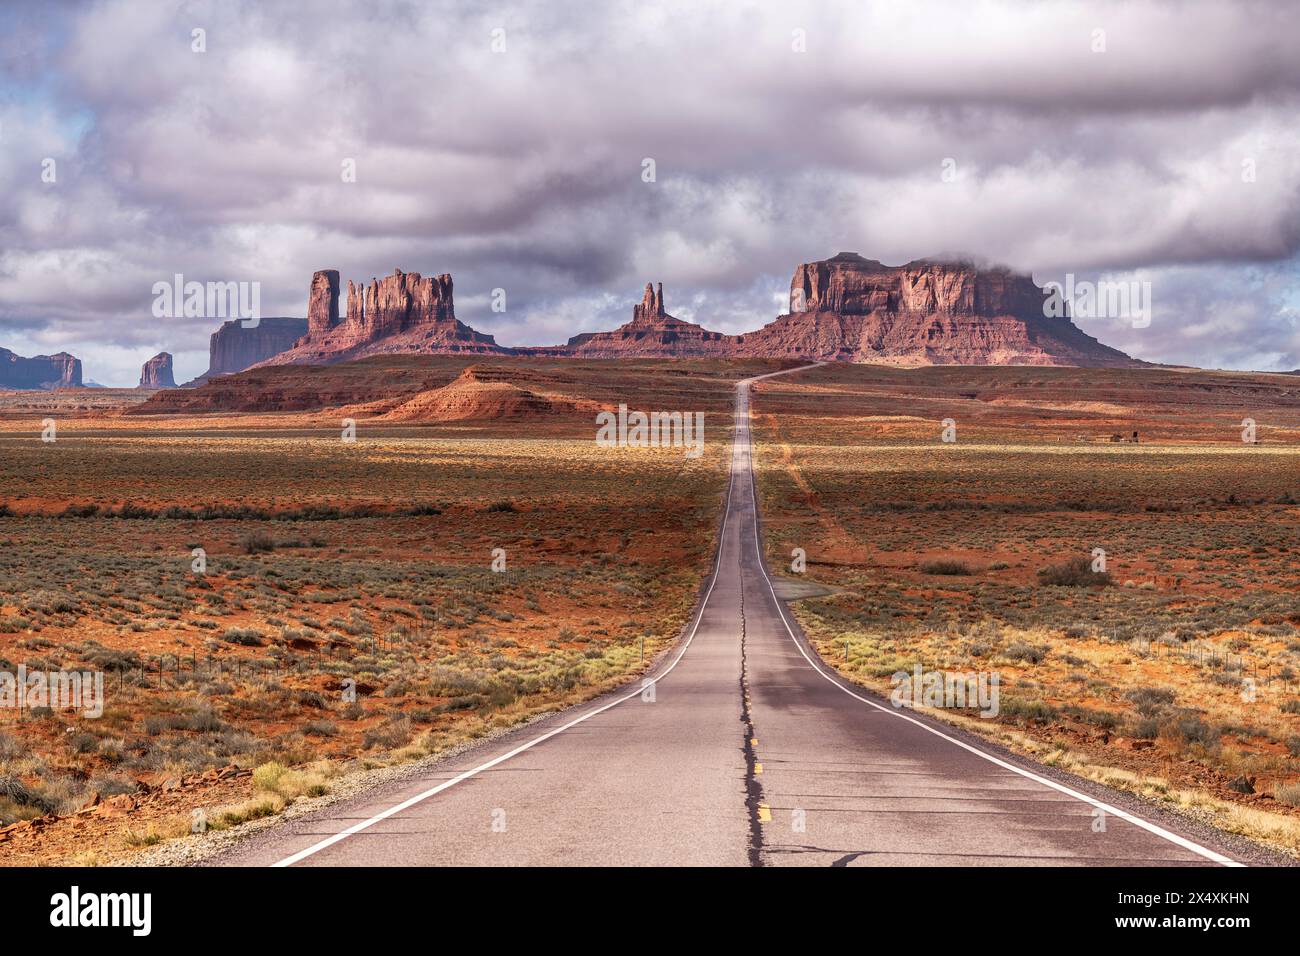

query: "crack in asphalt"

left=739, top=555, right=767, bottom=867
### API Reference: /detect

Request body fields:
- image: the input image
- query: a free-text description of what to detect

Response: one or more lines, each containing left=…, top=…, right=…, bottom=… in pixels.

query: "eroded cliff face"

left=744, top=253, right=1139, bottom=367
left=254, top=269, right=505, bottom=368
left=192, top=317, right=310, bottom=383
left=0, top=348, right=82, bottom=389
left=138, top=352, right=176, bottom=388
left=307, top=270, right=340, bottom=335
left=789, top=254, right=1044, bottom=318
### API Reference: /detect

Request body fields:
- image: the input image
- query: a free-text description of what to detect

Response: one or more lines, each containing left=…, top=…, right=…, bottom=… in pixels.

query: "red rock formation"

left=138, top=352, right=176, bottom=388
left=307, top=270, right=340, bottom=335
left=255, top=268, right=506, bottom=368
left=190, top=317, right=310, bottom=384
left=633, top=282, right=666, bottom=323
left=546, top=263, right=1134, bottom=366
left=558, top=282, right=740, bottom=358
left=185, top=254, right=1136, bottom=381
left=0, top=348, right=82, bottom=389
left=739, top=253, right=1139, bottom=367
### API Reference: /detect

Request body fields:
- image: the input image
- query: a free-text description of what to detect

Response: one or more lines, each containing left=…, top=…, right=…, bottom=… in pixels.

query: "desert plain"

left=1, top=357, right=1299, bottom=863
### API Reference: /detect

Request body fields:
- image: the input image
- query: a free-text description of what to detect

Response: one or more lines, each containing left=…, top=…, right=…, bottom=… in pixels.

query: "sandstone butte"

left=137, top=351, right=176, bottom=389
left=246, top=269, right=504, bottom=369
left=251, top=253, right=1136, bottom=369
left=123, top=251, right=1141, bottom=392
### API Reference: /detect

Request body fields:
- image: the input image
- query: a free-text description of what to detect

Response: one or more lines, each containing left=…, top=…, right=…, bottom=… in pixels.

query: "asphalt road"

left=212, top=365, right=1242, bottom=867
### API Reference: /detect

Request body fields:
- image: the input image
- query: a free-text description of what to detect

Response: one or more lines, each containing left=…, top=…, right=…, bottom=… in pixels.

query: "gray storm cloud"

left=1, top=0, right=1298, bottom=384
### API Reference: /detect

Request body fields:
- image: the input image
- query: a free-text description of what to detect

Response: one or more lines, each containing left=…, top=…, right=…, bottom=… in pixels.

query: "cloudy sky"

left=2, top=0, right=1298, bottom=385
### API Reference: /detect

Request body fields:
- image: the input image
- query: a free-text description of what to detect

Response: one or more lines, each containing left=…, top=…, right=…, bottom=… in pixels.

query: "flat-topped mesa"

left=789, top=252, right=1044, bottom=318
left=631, top=282, right=666, bottom=324
left=0, top=348, right=82, bottom=389
left=745, top=252, right=1140, bottom=368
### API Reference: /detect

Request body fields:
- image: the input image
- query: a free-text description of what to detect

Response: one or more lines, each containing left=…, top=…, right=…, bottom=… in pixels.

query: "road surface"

left=213, top=365, right=1240, bottom=867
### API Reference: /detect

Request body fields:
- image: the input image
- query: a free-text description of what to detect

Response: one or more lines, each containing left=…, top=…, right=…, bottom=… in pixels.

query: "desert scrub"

left=1124, top=686, right=1176, bottom=715
left=1003, top=642, right=1048, bottom=664
left=0, top=774, right=60, bottom=824
left=919, top=559, right=972, bottom=576
left=1161, top=715, right=1222, bottom=752
left=0, top=423, right=728, bottom=860
left=222, top=627, right=266, bottom=647
left=1037, top=557, right=1111, bottom=587
left=213, top=795, right=283, bottom=829
left=997, top=698, right=1058, bottom=722
left=251, top=760, right=336, bottom=800
left=362, top=716, right=413, bottom=750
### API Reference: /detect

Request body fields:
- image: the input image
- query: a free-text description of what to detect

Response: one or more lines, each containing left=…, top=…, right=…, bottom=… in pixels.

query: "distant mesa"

left=138, top=351, right=176, bottom=389
left=0, top=347, right=82, bottom=390
left=186, top=317, right=309, bottom=385
left=734, top=253, right=1139, bottom=367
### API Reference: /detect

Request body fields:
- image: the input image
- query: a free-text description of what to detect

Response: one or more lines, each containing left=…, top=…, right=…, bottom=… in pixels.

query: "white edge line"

left=739, top=375, right=1244, bottom=868
left=271, top=381, right=761, bottom=867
